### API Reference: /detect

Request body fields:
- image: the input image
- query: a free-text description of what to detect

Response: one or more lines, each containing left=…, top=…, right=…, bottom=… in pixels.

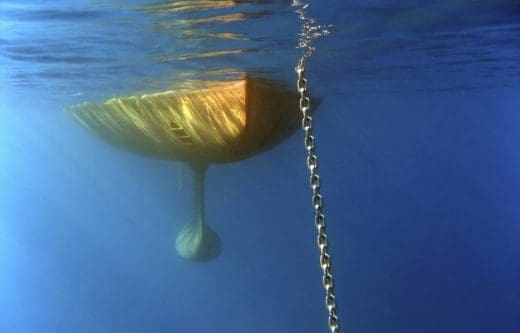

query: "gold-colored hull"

left=67, top=76, right=300, bottom=163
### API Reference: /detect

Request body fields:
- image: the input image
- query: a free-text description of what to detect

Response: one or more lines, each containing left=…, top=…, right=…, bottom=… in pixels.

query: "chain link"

left=295, top=61, right=340, bottom=333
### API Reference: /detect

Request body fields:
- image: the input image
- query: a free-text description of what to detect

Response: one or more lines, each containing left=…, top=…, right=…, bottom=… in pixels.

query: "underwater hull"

left=66, top=76, right=303, bottom=260
left=67, top=77, right=300, bottom=164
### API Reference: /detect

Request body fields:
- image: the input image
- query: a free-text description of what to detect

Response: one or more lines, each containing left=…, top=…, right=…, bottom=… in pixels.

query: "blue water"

left=1, top=1, right=519, bottom=332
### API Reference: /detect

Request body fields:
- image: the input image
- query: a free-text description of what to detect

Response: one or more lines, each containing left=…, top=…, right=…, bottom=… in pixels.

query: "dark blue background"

left=1, top=1, right=519, bottom=332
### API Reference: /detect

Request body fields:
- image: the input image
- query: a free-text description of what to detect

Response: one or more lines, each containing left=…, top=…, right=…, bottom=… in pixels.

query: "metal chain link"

left=295, top=60, right=340, bottom=333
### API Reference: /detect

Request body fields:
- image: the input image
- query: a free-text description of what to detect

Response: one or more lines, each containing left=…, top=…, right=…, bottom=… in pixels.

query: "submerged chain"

left=296, top=60, right=340, bottom=333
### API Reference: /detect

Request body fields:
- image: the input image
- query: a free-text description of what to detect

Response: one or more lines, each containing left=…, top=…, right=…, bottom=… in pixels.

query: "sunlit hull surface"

left=67, top=76, right=300, bottom=164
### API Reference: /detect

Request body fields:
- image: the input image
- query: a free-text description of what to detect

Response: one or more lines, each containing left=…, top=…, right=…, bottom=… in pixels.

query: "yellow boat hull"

left=67, top=76, right=300, bottom=163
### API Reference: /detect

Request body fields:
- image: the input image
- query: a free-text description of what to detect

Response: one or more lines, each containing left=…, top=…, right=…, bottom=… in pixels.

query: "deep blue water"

left=1, top=1, right=520, bottom=333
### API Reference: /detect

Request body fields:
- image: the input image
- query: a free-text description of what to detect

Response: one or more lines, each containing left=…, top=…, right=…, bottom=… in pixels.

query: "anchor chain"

left=296, top=60, right=340, bottom=333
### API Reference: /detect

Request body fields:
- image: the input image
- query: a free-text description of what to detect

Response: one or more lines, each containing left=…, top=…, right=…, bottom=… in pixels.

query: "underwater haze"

left=1, top=1, right=520, bottom=333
